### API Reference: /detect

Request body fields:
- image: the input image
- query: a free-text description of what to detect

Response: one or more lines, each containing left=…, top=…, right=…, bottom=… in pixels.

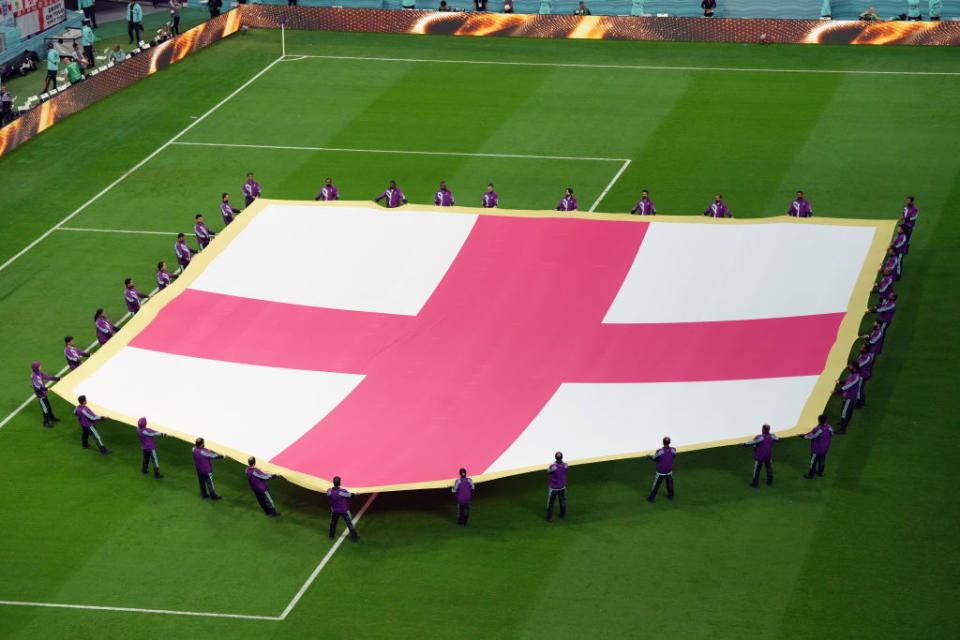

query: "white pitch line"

left=589, top=158, right=631, bottom=213
left=0, top=600, right=281, bottom=621
left=58, top=227, right=181, bottom=236
left=278, top=492, right=379, bottom=620
left=287, top=54, right=960, bottom=77
left=0, top=56, right=284, bottom=277
left=170, top=141, right=628, bottom=163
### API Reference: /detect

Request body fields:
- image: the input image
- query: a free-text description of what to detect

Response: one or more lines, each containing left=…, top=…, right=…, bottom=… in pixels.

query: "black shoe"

left=803, top=473, right=814, bottom=479
left=816, top=472, right=824, bottom=477
left=82, top=444, right=90, bottom=449
left=210, top=494, right=222, bottom=501
left=766, top=478, right=773, bottom=486
left=351, top=535, right=358, bottom=542
left=667, top=494, right=674, bottom=500
left=201, top=494, right=209, bottom=499
left=749, top=481, right=759, bottom=488
left=545, top=516, right=552, bottom=522
left=646, top=496, right=655, bottom=503
left=43, top=423, right=53, bottom=428
left=154, top=473, right=164, bottom=479
left=329, top=534, right=335, bottom=539
left=836, top=428, right=846, bottom=435
left=268, top=512, right=281, bottom=518
left=51, top=417, right=61, bottom=422
left=100, top=448, right=112, bottom=455
left=559, top=513, right=566, bottom=520
left=142, top=468, right=148, bottom=474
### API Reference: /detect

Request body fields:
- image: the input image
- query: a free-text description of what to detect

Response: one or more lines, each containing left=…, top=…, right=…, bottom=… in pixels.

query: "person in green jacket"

left=64, top=57, right=84, bottom=84
left=573, top=1, right=590, bottom=14
left=127, top=0, right=144, bottom=44
left=82, top=20, right=97, bottom=69
left=44, top=43, right=60, bottom=93
left=79, top=0, right=97, bottom=28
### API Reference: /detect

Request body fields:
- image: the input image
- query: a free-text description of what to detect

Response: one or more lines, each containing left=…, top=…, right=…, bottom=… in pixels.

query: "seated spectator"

left=701, top=0, right=716, bottom=16
left=574, top=1, right=591, bottom=14
left=503, top=0, right=514, bottom=11
left=439, top=0, right=452, bottom=9
left=858, top=6, right=879, bottom=19
left=474, top=0, right=487, bottom=10
left=71, top=43, right=89, bottom=70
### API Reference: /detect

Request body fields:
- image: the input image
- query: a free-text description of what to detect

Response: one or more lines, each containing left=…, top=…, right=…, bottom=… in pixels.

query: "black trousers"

left=330, top=511, right=358, bottom=539
left=752, top=459, right=773, bottom=485
left=172, top=15, right=180, bottom=35
left=839, top=398, right=855, bottom=430
left=197, top=471, right=216, bottom=497
left=84, top=45, right=95, bottom=68
left=44, top=69, right=57, bottom=91
left=546, top=488, right=566, bottom=520
left=141, top=449, right=159, bottom=473
left=457, top=503, right=470, bottom=526
left=808, top=453, right=826, bottom=476
left=649, top=474, right=674, bottom=500
left=81, top=425, right=104, bottom=449
left=254, top=490, right=277, bottom=515
left=37, top=396, right=56, bottom=424
left=857, top=378, right=867, bottom=406
left=128, top=20, right=142, bottom=43
left=209, top=7, right=220, bottom=18
left=1, top=103, right=13, bottom=126
left=83, top=6, right=97, bottom=27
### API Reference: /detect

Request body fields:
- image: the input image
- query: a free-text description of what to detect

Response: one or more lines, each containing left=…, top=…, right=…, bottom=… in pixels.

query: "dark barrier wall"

left=2, top=7, right=958, bottom=158
left=244, top=6, right=960, bottom=45
left=0, top=10, right=242, bottom=159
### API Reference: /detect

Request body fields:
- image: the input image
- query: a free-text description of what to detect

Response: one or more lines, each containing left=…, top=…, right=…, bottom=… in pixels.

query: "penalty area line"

left=0, top=600, right=282, bottom=621
left=589, top=159, right=631, bottom=213
left=58, top=227, right=181, bottom=236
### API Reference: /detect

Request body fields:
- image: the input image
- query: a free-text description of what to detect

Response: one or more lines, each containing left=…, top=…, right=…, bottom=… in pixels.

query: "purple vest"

left=327, top=487, right=352, bottom=513
left=631, top=198, right=656, bottom=215
left=195, top=222, right=211, bottom=247
left=557, top=196, right=577, bottom=212
left=75, top=405, right=99, bottom=428
left=377, top=187, right=405, bottom=208
left=65, top=345, right=88, bottom=370
left=175, top=240, right=192, bottom=266
left=856, top=352, right=875, bottom=379
left=31, top=369, right=53, bottom=397
left=876, top=275, right=894, bottom=299
left=548, top=461, right=568, bottom=489
left=242, top=180, right=261, bottom=204
left=434, top=189, right=454, bottom=206
left=157, top=269, right=173, bottom=290
left=901, top=204, right=917, bottom=229
left=867, top=326, right=886, bottom=354
left=137, top=425, right=162, bottom=451
left=125, top=286, right=145, bottom=313
left=654, top=447, right=676, bottom=474
left=753, top=433, right=777, bottom=461
left=221, top=201, right=235, bottom=225
left=192, top=447, right=220, bottom=473
left=892, top=233, right=909, bottom=255
left=482, top=191, right=498, bottom=208
left=317, top=185, right=339, bottom=201
left=788, top=198, right=812, bottom=217
left=806, top=424, right=832, bottom=454
left=246, top=466, right=271, bottom=493
left=704, top=201, right=730, bottom=218
left=840, top=373, right=862, bottom=400
left=95, top=316, right=116, bottom=345
left=453, top=477, right=474, bottom=504
left=876, top=299, right=896, bottom=323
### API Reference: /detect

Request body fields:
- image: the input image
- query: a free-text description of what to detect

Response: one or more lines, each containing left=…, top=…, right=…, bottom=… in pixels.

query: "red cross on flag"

left=55, top=201, right=894, bottom=492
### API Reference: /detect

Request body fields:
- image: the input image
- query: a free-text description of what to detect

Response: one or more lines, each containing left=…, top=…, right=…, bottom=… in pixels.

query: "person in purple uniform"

left=861, top=319, right=886, bottom=357
left=75, top=395, right=111, bottom=454
left=242, top=172, right=261, bottom=207
left=883, top=247, right=902, bottom=281
left=192, top=437, right=224, bottom=500
left=787, top=190, right=813, bottom=217
left=175, top=233, right=196, bottom=271
left=64, top=336, right=90, bottom=371
left=891, top=225, right=909, bottom=271
left=867, top=292, right=897, bottom=330
left=194, top=214, right=215, bottom=250
left=94, top=308, right=118, bottom=345
left=703, top=193, right=732, bottom=218
left=546, top=451, right=568, bottom=522
left=852, top=343, right=875, bottom=407
left=31, top=361, right=61, bottom=427
left=315, top=177, right=340, bottom=201
left=246, top=456, right=280, bottom=517
left=900, top=196, right=917, bottom=238
left=156, top=261, right=176, bottom=291
left=481, top=184, right=499, bottom=208
left=434, top=181, right=455, bottom=207
left=374, top=180, right=407, bottom=208
left=221, top=193, right=240, bottom=226
left=801, top=414, right=832, bottom=478
left=833, top=363, right=863, bottom=434
left=556, top=188, right=577, bottom=212
left=327, top=476, right=359, bottom=540
left=647, top=437, right=676, bottom=502
left=137, top=417, right=166, bottom=478
left=451, top=468, right=474, bottom=526
left=741, top=424, right=779, bottom=487
left=872, top=266, right=895, bottom=303
left=630, top=189, right=656, bottom=215
left=124, top=278, right=148, bottom=314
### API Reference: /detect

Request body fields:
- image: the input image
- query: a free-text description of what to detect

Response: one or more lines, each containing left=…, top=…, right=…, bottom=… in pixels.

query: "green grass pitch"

left=1, top=27, right=959, bottom=638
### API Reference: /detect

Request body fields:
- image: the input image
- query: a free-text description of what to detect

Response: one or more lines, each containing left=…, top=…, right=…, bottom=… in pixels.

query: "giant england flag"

left=54, top=201, right=894, bottom=492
